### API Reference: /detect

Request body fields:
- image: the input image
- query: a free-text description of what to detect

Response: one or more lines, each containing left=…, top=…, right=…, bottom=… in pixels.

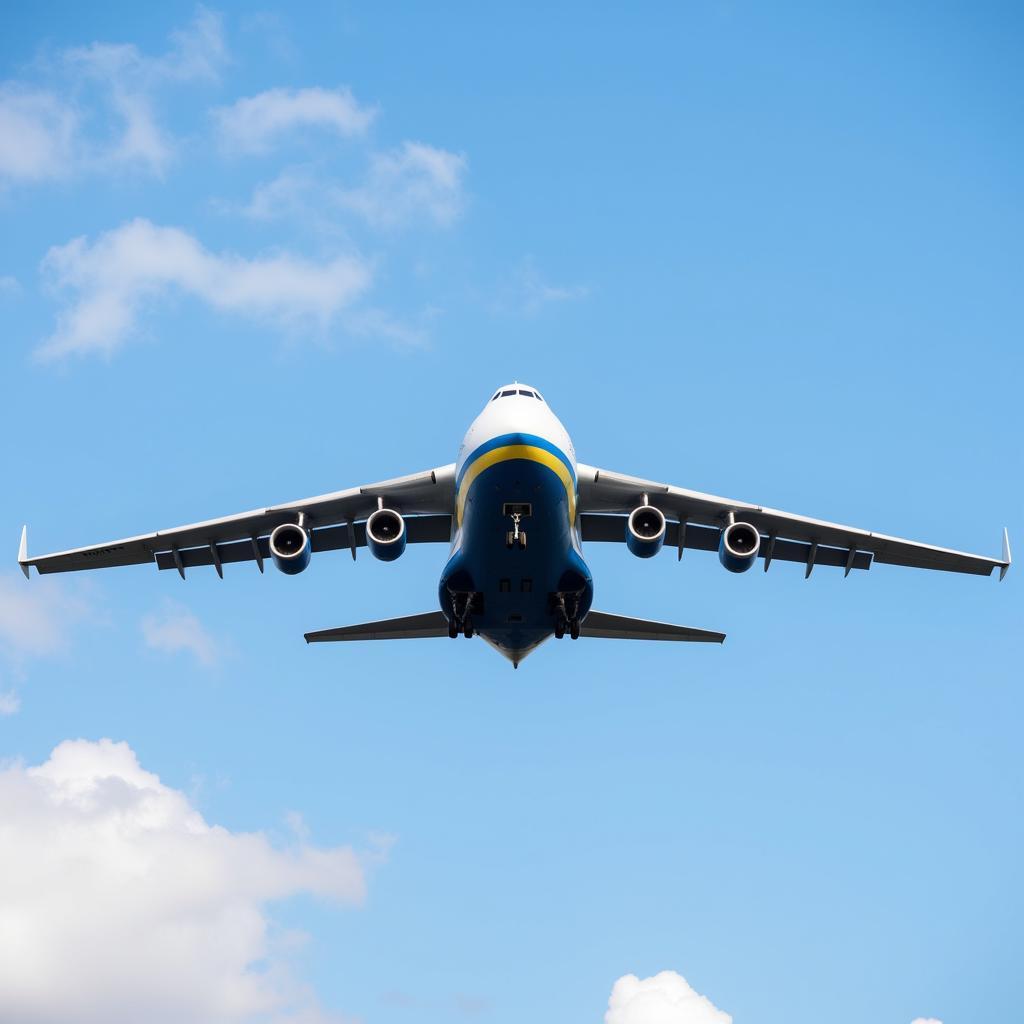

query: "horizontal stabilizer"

left=305, top=611, right=450, bottom=643
left=581, top=610, right=725, bottom=643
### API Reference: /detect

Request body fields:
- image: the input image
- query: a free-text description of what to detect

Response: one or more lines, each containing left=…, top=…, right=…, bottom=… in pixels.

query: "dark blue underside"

left=439, top=459, right=593, bottom=663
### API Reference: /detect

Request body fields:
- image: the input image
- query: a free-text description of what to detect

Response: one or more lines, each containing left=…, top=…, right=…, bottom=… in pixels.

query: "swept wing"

left=577, top=463, right=1010, bottom=579
left=19, top=466, right=455, bottom=579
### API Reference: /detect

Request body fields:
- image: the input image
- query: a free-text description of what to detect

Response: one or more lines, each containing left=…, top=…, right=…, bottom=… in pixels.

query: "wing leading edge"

left=19, top=465, right=456, bottom=578
left=577, top=464, right=1011, bottom=579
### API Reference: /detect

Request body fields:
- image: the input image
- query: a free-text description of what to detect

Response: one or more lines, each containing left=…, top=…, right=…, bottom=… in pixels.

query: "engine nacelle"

left=366, top=508, right=407, bottom=561
left=718, top=521, right=760, bottom=573
left=269, top=522, right=311, bottom=575
left=626, top=505, right=666, bottom=558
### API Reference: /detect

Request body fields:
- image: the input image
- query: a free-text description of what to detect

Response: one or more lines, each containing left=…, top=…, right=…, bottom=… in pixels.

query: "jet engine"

left=718, top=521, right=761, bottom=573
left=269, top=522, right=311, bottom=575
left=626, top=504, right=666, bottom=558
left=366, top=508, right=407, bottom=561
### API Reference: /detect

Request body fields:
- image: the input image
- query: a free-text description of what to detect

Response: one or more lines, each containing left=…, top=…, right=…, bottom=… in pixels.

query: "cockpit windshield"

left=490, top=386, right=545, bottom=402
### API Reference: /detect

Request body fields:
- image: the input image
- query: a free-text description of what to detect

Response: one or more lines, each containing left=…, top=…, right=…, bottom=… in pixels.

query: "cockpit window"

left=501, top=389, right=516, bottom=397
left=517, top=389, right=534, bottom=397
left=534, top=392, right=544, bottom=401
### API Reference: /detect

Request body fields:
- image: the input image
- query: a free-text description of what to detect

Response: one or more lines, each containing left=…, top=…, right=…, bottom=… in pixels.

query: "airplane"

left=18, top=382, right=1011, bottom=667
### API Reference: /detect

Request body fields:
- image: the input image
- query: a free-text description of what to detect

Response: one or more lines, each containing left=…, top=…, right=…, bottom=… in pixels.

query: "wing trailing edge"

left=305, top=611, right=450, bottom=643
left=580, top=610, right=725, bottom=644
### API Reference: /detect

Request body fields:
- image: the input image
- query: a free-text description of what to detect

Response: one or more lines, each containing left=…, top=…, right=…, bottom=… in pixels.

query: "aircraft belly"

left=439, top=458, right=592, bottom=661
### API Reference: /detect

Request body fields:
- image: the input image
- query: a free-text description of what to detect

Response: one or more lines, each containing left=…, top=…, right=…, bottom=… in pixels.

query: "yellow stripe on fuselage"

left=456, top=444, right=576, bottom=527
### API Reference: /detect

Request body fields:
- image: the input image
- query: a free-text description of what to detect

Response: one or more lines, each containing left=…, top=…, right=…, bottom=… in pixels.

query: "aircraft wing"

left=577, top=463, right=1011, bottom=579
left=19, top=465, right=456, bottom=578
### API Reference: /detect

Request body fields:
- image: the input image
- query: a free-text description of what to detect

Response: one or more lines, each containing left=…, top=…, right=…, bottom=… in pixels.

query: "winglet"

left=999, top=527, right=1011, bottom=582
left=18, top=526, right=30, bottom=580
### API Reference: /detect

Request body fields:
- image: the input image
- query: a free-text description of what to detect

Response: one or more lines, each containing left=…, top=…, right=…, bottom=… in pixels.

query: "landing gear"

left=552, top=593, right=582, bottom=640
left=505, top=510, right=527, bottom=550
left=447, top=591, right=480, bottom=639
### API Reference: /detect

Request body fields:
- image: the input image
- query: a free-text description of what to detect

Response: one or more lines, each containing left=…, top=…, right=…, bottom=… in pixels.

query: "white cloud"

left=240, top=164, right=320, bottom=221
left=0, top=738, right=368, bottom=1023
left=0, top=571, right=97, bottom=713
left=214, top=86, right=375, bottom=154
left=0, top=274, right=20, bottom=294
left=38, top=218, right=373, bottom=360
left=0, top=9, right=226, bottom=183
left=64, top=6, right=227, bottom=86
left=61, top=8, right=226, bottom=176
left=142, top=600, right=219, bottom=667
left=0, top=572, right=90, bottom=662
left=0, top=87, right=77, bottom=182
left=238, top=142, right=466, bottom=233
left=606, top=972, right=731, bottom=1024
left=336, top=142, right=466, bottom=228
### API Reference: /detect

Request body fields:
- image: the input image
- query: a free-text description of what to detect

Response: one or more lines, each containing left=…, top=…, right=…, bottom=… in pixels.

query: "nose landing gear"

left=505, top=511, right=527, bottom=550
left=503, top=503, right=531, bottom=550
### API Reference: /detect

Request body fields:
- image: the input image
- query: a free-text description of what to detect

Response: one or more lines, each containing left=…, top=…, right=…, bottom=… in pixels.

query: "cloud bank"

left=39, top=218, right=372, bottom=360
left=0, top=738, right=367, bottom=1023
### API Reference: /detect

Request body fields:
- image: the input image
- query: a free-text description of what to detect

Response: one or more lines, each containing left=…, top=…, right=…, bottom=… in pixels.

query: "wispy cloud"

left=0, top=87, right=77, bottom=183
left=238, top=142, right=466, bottom=234
left=335, top=142, right=466, bottom=229
left=37, top=218, right=372, bottom=360
left=0, top=571, right=96, bottom=713
left=0, top=8, right=226, bottom=184
left=141, top=600, right=220, bottom=668
left=0, top=572, right=91, bottom=664
left=0, top=738, right=369, bottom=1022
left=213, top=86, right=376, bottom=154
left=497, top=257, right=589, bottom=316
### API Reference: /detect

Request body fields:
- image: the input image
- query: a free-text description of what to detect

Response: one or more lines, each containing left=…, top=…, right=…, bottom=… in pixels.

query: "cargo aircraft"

left=18, top=383, right=1011, bottom=666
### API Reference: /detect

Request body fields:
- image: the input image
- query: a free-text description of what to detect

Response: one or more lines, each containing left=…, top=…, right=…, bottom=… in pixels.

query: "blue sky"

left=1, top=3, right=1021, bottom=1022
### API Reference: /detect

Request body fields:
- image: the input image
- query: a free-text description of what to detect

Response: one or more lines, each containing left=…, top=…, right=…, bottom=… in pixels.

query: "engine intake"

left=626, top=505, right=666, bottom=558
left=718, top=521, right=760, bottom=573
left=366, top=508, right=407, bottom=561
left=269, top=522, right=311, bottom=575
